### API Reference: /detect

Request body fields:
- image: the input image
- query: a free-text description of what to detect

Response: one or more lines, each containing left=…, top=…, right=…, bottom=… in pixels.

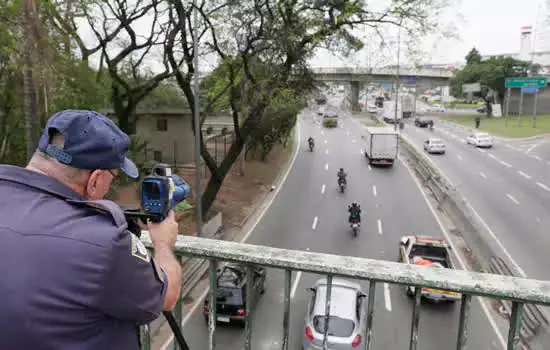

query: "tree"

left=465, top=47, right=482, bottom=65
left=166, top=0, right=448, bottom=217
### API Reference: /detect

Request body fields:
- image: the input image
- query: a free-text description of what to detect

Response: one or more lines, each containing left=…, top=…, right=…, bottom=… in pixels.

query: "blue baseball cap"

left=37, top=110, right=139, bottom=178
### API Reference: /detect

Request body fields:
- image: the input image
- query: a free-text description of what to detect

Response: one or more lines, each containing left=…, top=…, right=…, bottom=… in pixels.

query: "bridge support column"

left=350, top=81, right=360, bottom=112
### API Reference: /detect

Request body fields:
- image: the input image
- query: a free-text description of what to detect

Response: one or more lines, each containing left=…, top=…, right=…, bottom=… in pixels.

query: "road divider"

left=399, top=133, right=549, bottom=347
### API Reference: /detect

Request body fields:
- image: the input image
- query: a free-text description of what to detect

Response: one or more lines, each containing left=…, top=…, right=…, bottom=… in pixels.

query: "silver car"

left=303, top=278, right=367, bottom=350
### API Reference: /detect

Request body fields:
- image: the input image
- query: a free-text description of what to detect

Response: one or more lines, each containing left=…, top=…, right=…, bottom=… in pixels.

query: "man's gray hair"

left=29, top=132, right=91, bottom=187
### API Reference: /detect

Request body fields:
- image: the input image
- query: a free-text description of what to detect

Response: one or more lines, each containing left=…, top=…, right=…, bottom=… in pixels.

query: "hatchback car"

left=203, top=264, right=266, bottom=327
left=466, top=132, right=493, bottom=148
left=303, top=278, right=367, bottom=350
left=424, top=138, right=446, bottom=154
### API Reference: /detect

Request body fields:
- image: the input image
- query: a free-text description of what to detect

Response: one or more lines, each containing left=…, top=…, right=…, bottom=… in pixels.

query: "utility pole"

left=393, top=26, right=402, bottom=131
left=192, top=0, right=203, bottom=237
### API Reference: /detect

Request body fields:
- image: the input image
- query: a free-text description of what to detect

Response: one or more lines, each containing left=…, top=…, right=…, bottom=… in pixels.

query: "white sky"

left=79, top=0, right=550, bottom=71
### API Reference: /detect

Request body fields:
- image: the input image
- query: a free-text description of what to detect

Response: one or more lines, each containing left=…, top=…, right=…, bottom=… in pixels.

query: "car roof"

left=428, top=138, right=443, bottom=143
left=313, top=284, right=358, bottom=319
left=474, top=132, right=489, bottom=137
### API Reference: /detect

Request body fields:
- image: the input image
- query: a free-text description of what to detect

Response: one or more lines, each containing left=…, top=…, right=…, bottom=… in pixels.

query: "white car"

left=466, top=132, right=493, bottom=148
left=423, top=138, right=446, bottom=154
left=366, top=104, right=378, bottom=113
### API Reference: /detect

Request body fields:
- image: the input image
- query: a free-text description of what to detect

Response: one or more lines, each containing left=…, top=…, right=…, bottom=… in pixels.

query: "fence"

left=399, top=133, right=550, bottom=346
left=139, top=234, right=550, bottom=350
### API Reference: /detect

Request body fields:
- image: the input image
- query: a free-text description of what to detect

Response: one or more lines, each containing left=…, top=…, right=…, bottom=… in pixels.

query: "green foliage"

left=465, top=48, right=482, bottom=65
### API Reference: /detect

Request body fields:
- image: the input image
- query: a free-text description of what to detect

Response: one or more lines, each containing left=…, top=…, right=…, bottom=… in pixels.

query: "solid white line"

left=400, top=157, right=507, bottom=349
left=321, top=184, right=326, bottom=194
left=312, top=216, right=318, bottom=230
left=372, top=185, right=377, bottom=197
left=518, top=171, right=532, bottom=179
left=377, top=219, right=383, bottom=235
left=457, top=155, right=463, bottom=161
left=325, top=163, right=329, bottom=171
left=537, top=182, right=550, bottom=192
left=479, top=172, right=487, bottom=179
left=161, top=114, right=304, bottom=350
left=500, top=160, right=512, bottom=168
left=383, top=283, right=392, bottom=311
left=325, top=149, right=329, bottom=155
left=506, top=193, right=520, bottom=205
left=290, top=271, right=303, bottom=299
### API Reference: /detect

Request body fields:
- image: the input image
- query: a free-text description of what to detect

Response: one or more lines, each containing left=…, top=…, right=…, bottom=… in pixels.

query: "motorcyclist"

left=308, top=137, right=314, bottom=146
left=348, top=201, right=361, bottom=223
left=337, top=168, right=347, bottom=185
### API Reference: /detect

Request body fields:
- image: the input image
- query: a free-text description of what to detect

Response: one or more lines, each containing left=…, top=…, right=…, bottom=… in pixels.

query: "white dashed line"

left=373, top=185, right=377, bottom=197
left=352, top=139, right=356, bottom=143
left=518, top=171, right=532, bottom=179
left=477, top=148, right=486, bottom=153
left=531, top=155, right=542, bottom=161
left=479, top=172, right=487, bottom=179
left=325, top=163, right=328, bottom=171
left=506, top=194, right=520, bottom=205
left=325, top=149, right=329, bottom=155
left=457, top=155, right=463, bottom=161
left=290, top=271, right=303, bottom=299
left=324, top=140, right=327, bottom=144
left=377, top=219, right=383, bottom=235
left=499, top=160, right=512, bottom=168
left=383, top=283, right=392, bottom=311
left=537, top=182, right=550, bottom=192
left=321, top=184, right=326, bottom=194
left=488, top=153, right=497, bottom=160
left=312, top=216, right=318, bottom=230
left=321, top=130, right=324, bottom=135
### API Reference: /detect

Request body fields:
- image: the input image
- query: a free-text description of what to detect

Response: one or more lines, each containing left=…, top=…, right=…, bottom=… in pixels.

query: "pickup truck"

left=398, top=235, right=460, bottom=303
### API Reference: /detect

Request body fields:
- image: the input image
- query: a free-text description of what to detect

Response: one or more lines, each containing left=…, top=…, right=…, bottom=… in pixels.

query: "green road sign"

left=505, top=77, right=548, bottom=88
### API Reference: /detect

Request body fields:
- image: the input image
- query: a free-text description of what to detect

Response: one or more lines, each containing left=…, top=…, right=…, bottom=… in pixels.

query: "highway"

left=403, top=117, right=550, bottom=282
left=177, top=98, right=502, bottom=350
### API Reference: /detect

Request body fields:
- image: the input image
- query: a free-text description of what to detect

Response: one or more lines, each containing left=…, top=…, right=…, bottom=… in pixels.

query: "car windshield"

left=313, top=315, right=355, bottom=337
left=216, top=287, right=243, bottom=305
left=431, top=140, right=444, bottom=145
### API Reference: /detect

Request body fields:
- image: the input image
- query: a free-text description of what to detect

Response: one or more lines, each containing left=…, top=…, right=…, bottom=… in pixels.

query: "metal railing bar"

left=140, top=324, right=151, bottom=350
left=282, top=269, right=292, bottom=350
left=139, top=235, right=550, bottom=305
left=208, top=259, right=217, bottom=350
left=244, top=266, right=254, bottom=350
left=322, top=275, right=333, bottom=350
left=456, top=294, right=472, bottom=350
left=172, top=295, right=183, bottom=350
left=507, top=302, right=523, bottom=350
left=409, top=287, right=422, bottom=350
left=365, top=280, right=376, bottom=350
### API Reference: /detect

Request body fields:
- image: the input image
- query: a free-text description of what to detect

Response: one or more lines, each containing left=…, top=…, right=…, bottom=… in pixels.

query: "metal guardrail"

left=140, top=234, right=550, bottom=350
left=399, top=133, right=550, bottom=347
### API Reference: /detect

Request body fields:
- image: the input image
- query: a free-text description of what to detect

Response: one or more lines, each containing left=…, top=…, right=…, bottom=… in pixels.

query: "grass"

left=443, top=102, right=481, bottom=109
left=441, top=114, right=550, bottom=138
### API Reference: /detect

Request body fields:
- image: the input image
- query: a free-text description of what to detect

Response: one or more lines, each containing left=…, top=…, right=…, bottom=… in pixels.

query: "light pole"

left=393, top=26, right=402, bottom=131
left=192, top=0, right=203, bottom=237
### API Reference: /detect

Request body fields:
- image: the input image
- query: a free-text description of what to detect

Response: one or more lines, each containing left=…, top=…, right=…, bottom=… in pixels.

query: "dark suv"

left=414, top=117, right=434, bottom=128
left=203, top=264, right=266, bottom=327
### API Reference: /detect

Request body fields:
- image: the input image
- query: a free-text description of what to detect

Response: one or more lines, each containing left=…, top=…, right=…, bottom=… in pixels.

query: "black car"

left=203, top=264, right=266, bottom=327
left=414, top=117, right=434, bottom=128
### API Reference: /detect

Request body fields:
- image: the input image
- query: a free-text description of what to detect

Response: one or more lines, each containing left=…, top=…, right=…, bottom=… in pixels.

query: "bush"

left=323, top=119, right=338, bottom=128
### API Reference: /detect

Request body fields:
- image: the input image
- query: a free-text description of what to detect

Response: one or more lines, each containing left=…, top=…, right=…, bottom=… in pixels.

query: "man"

left=337, top=167, right=347, bottom=185
left=348, top=201, right=361, bottom=223
left=0, top=110, right=182, bottom=350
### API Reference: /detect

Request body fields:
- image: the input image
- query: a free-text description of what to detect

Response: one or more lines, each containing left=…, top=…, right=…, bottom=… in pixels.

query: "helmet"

left=340, top=168, right=344, bottom=172
left=352, top=201, right=358, bottom=206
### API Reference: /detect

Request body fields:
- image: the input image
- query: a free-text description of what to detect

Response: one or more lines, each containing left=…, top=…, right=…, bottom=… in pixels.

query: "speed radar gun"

left=123, top=163, right=191, bottom=350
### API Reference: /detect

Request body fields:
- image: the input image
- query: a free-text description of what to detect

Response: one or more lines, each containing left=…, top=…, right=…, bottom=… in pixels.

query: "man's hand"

left=147, top=211, right=182, bottom=311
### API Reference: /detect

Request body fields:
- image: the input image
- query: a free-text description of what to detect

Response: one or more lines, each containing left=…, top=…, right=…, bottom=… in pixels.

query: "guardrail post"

left=172, top=296, right=183, bottom=350
left=508, top=302, right=524, bottom=350
left=409, top=287, right=422, bottom=350
left=456, top=294, right=472, bottom=350
left=244, top=266, right=254, bottom=350
left=365, top=280, right=376, bottom=350
left=282, top=269, right=292, bottom=350
left=323, top=275, right=333, bottom=350
left=208, top=259, right=217, bottom=350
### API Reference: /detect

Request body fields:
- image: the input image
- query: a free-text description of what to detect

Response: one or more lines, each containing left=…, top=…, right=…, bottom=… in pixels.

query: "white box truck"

left=364, top=127, right=399, bottom=166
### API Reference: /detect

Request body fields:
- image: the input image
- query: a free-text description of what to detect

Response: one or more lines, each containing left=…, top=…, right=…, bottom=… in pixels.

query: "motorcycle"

left=308, top=141, right=315, bottom=152
left=429, top=121, right=434, bottom=131
left=338, top=179, right=346, bottom=193
left=350, top=219, right=360, bottom=237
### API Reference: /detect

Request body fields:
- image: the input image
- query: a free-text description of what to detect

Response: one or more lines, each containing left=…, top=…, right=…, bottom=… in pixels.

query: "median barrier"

left=399, top=134, right=549, bottom=346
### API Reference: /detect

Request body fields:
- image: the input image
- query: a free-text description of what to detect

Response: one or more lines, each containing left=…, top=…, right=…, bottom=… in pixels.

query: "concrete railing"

left=310, top=67, right=454, bottom=78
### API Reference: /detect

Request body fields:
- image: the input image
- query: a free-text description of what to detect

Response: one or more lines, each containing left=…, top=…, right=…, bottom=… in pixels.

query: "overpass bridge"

left=310, top=67, right=454, bottom=111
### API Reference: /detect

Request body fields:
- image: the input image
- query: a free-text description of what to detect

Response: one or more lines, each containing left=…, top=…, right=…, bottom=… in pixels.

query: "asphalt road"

left=178, top=98, right=502, bottom=350
left=403, top=118, right=550, bottom=281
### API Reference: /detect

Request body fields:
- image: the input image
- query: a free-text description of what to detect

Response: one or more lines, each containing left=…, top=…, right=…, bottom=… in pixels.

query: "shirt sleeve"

left=98, top=231, right=168, bottom=325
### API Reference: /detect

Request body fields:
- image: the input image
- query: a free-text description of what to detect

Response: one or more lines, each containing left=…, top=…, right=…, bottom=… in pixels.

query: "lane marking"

left=372, top=185, right=377, bottom=197
left=457, top=155, right=463, bottom=161
left=506, top=193, right=520, bottom=205
left=488, top=153, right=497, bottom=160
left=325, top=149, right=329, bottom=155
left=161, top=113, right=304, bottom=350
left=352, top=139, right=357, bottom=143
left=400, top=156, right=507, bottom=348
left=324, top=140, right=327, bottom=144
left=531, top=155, right=542, bottom=161
left=321, top=130, right=324, bottom=135
left=518, top=171, right=531, bottom=180
left=537, top=182, right=550, bottom=192
left=383, top=283, right=392, bottom=311
left=477, top=148, right=486, bottom=153
left=321, top=184, right=326, bottom=194
left=479, top=172, right=487, bottom=179
left=526, top=143, right=539, bottom=154
left=312, top=216, right=318, bottom=230
left=360, top=149, right=364, bottom=155
left=368, top=165, right=372, bottom=171
left=325, top=163, right=329, bottom=171
left=499, top=160, right=512, bottom=168
left=377, top=219, right=383, bottom=235
left=290, top=271, right=303, bottom=299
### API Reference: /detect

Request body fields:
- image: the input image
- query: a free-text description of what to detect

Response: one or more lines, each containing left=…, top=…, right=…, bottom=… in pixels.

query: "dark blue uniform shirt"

left=0, top=165, right=167, bottom=350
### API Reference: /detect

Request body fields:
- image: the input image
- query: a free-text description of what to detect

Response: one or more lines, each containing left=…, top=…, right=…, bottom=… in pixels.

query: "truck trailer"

left=363, top=127, right=399, bottom=166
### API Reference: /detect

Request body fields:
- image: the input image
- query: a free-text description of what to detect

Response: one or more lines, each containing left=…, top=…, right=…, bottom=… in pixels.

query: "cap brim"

left=120, top=157, right=139, bottom=179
